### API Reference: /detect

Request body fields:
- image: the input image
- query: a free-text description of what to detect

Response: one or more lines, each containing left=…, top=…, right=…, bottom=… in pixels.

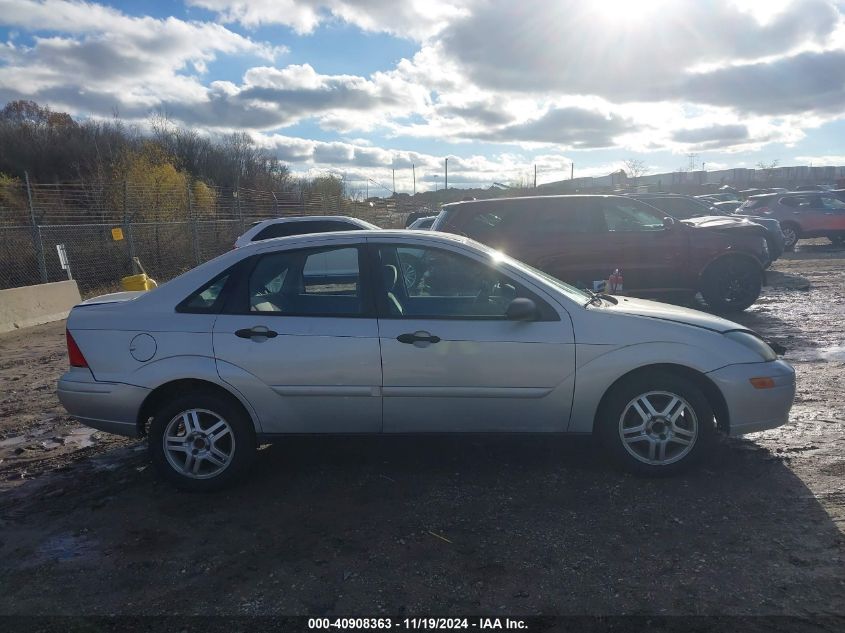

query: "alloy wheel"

left=163, top=408, right=235, bottom=479
left=782, top=227, right=798, bottom=249
left=618, top=391, right=698, bottom=465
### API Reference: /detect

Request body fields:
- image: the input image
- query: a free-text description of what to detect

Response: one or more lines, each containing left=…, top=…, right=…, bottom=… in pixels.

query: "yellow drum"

left=120, top=273, right=158, bottom=291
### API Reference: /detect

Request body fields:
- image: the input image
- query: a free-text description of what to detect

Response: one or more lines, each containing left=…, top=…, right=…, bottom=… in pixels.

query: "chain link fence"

left=0, top=176, right=418, bottom=296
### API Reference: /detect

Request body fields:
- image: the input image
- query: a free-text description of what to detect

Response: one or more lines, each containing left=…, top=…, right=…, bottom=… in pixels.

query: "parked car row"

left=739, top=192, right=845, bottom=248
left=627, top=193, right=785, bottom=264
left=432, top=195, right=770, bottom=312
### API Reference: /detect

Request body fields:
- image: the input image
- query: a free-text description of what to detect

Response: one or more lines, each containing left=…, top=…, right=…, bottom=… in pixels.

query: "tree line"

left=0, top=100, right=295, bottom=192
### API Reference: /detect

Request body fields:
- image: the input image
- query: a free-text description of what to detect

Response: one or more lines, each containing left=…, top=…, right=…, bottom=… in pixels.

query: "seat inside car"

left=382, top=264, right=404, bottom=316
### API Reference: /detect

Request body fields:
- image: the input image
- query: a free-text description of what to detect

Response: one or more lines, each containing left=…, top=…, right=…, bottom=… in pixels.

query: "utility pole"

left=445, top=158, right=448, bottom=191
left=571, top=163, right=574, bottom=180
left=534, top=164, right=537, bottom=188
left=412, top=163, right=416, bottom=195
left=392, top=168, right=396, bottom=196
left=687, top=153, right=698, bottom=171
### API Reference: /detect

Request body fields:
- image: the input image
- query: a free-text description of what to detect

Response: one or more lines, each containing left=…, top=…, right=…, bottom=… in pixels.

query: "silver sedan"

left=58, top=231, right=796, bottom=490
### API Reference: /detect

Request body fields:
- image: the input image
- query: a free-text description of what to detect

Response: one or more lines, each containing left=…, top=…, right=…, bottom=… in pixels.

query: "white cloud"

left=257, top=133, right=578, bottom=191
left=2, top=0, right=845, bottom=177
left=0, top=0, right=285, bottom=113
left=187, top=0, right=472, bottom=40
left=794, top=154, right=845, bottom=165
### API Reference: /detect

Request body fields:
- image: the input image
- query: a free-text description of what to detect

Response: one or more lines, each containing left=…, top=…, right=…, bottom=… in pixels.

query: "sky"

left=1, top=0, right=845, bottom=195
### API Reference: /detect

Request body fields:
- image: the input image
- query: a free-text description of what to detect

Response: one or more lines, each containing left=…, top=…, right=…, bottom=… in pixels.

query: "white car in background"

left=234, top=215, right=378, bottom=248
left=58, top=231, right=795, bottom=490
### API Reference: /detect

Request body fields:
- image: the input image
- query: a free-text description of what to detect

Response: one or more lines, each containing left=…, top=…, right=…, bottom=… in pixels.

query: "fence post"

left=25, top=171, right=48, bottom=283
left=236, top=187, right=244, bottom=233
left=188, top=182, right=200, bottom=265
left=123, top=180, right=136, bottom=268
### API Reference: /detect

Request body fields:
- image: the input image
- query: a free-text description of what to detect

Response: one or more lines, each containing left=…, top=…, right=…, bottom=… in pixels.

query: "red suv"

left=739, top=192, right=845, bottom=249
left=432, top=195, right=770, bottom=312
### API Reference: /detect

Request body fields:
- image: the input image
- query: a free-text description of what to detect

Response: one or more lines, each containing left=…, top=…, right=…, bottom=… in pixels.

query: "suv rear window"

left=253, top=220, right=357, bottom=241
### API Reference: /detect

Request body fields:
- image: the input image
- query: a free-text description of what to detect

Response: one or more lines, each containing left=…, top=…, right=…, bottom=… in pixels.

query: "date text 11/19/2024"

left=307, top=617, right=528, bottom=630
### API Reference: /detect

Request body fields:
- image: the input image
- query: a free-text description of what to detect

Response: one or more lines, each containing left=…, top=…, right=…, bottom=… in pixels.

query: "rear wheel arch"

left=137, top=379, right=258, bottom=438
left=594, top=363, right=730, bottom=434
left=699, top=251, right=762, bottom=279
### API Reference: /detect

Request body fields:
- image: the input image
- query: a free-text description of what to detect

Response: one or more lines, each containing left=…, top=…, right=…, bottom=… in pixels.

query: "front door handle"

left=235, top=326, right=278, bottom=339
left=397, top=331, right=441, bottom=345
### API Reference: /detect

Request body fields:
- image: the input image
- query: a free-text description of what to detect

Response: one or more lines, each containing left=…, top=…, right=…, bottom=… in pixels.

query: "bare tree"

left=623, top=158, right=648, bottom=182
left=756, top=159, right=779, bottom=182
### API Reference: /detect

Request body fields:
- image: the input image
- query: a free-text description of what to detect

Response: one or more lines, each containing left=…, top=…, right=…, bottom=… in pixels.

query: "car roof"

left=237, top=228, right=472, bottom=252
left=441, top=194, right=629, bottom=209
left=251, top=215, right=373, bottom=225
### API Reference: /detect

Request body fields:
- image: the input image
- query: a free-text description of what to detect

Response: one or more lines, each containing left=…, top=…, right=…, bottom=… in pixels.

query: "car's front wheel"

left=700, top=257, right=762, bottom=312
left=148, top=390, right=256, bottom=491
left=597, top=372, right=715, bottom=476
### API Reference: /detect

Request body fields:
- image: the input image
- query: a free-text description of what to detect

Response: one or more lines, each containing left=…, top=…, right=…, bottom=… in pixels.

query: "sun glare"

left=590, top=0, right=668, bottom=22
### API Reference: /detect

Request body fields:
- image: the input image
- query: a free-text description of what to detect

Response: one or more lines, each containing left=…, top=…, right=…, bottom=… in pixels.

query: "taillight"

left=66, top=330, right=88, bottom=368
left=758, top=206, right=771, bottom=214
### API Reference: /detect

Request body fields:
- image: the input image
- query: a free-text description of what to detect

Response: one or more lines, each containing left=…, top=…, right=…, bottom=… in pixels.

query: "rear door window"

left=531, top=199, right=601, bottom=235
left=242, top=246, right=365, bottom=316
left=462, top=209, right=519, bottom=242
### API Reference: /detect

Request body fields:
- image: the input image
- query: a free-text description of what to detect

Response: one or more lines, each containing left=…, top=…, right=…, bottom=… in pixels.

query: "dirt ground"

left=0, top=241, right=843, bottom=619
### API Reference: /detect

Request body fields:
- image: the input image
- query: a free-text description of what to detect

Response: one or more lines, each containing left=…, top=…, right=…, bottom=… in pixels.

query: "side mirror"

left=505, top=297, right=538, bottom=321
left=662, top=216, right=676, bottom=229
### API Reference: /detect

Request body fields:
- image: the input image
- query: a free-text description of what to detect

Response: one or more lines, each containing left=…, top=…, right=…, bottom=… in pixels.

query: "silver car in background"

left=233, top=215, right=378, bottom=248
left=58, top=231, right=795, bottom=490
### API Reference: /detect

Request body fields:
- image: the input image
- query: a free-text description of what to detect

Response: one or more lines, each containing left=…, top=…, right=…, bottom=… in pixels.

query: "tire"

left=781, top=222, right=800, bottom=250
left=700, top=257, right=762, bottom=313
left=148, top=390, right=256, bottom=491
left=597, top=371, right=716, bottom=476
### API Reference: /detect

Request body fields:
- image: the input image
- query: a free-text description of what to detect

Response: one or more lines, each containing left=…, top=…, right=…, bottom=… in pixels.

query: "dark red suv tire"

left=700, top=257, right=762, bottom=313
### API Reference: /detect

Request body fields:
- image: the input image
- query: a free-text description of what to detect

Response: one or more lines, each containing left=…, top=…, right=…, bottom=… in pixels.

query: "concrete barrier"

left=0, top=280, right=81, bottom=333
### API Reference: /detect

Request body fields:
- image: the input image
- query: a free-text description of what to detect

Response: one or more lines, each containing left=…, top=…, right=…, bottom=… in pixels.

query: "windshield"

left=495, top=252, right=593, bottom=303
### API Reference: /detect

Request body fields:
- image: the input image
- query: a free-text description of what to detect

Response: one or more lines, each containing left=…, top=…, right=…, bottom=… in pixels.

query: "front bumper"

left=57, top=368, right=149, bottom=438
left=706, top=359, right=796, bottom=435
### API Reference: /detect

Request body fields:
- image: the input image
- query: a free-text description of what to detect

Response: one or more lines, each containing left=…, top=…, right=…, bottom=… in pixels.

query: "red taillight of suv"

left=66, top=329, right=88, bottom=368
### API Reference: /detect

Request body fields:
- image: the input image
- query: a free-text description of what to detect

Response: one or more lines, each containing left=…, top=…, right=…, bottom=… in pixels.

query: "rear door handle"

left=235, top=326, right=278, bottom=339
left=397, top=331, right=441, bottom=345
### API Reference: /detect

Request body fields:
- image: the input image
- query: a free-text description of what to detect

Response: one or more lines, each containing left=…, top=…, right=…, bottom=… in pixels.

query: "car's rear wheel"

left=597, top=372, right=715, bottom=476
left=149, top=390, right=256, bottom=491
left=781, top=222, right=800, bottom=250
left=700, top=257, right=762, bottom=312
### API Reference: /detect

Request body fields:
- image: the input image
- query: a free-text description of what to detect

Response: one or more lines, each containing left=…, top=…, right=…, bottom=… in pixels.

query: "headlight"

left=724, top=330, right=777, bottom=361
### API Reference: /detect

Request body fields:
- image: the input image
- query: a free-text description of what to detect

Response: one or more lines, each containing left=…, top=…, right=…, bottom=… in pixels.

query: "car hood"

left=681, top=215, right=765, bottom=233
left=600, top=296, right=742, bottom=333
